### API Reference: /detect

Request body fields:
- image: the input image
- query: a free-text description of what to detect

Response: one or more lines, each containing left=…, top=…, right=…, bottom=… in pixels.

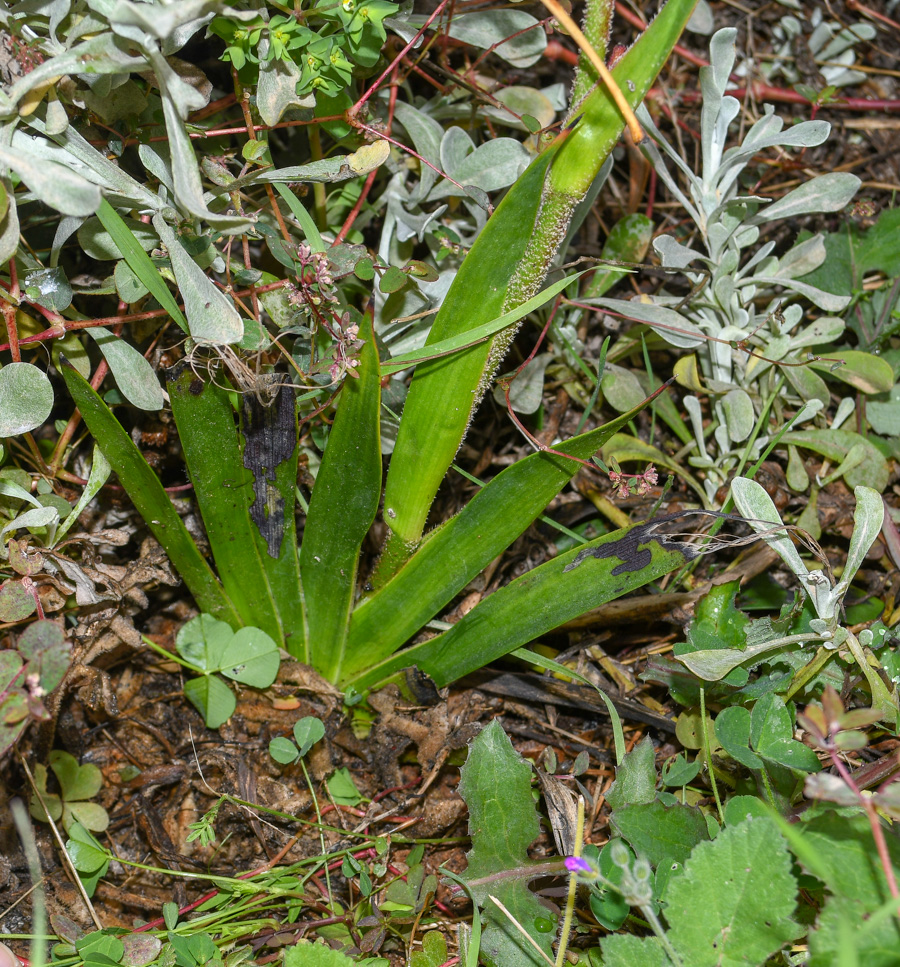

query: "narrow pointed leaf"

left=344, top=395, right=661, bottom=683
left=61, top=362, right=238, bottom=626
left=93, top=200, right=187, bottom=333
left=383, top=0, right=698, bottom=545
left=301, top=317, right=381, bottom=681
left=347, top=517, right=691, bottom=690
left=167, top=366, right=297, bottom=645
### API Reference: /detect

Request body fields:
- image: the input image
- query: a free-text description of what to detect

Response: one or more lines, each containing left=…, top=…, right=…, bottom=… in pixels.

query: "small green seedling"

left=143, top=614, right=280, bottom=729
left=269, top=716, right=325, bottom=765
left=65, top=821, right=110, bottom=897
left=30, top=749, right=108, bottom=833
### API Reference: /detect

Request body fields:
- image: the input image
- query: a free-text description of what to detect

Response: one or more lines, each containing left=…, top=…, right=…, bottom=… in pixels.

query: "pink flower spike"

left=565, top=856, right=592, bottom=874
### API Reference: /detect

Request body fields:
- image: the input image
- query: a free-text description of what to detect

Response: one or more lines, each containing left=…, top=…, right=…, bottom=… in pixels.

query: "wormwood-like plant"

left=589, top=28, right=892, bottom=506
left=676, top=476, right=898, bottom=720
left=63, top=0, right=702, bottom=699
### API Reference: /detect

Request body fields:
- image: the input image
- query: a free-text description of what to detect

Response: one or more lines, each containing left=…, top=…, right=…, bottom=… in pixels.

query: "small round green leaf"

left=219, top=626, right=280, bottom=687
left=0, top=580, right=37, bottom=621
left=268, top=736, right=299, bottom=764
left=0, top=363, right=54, bottom=436
left=184, top=674, right=236, bottom=729
left=65, top=822, right=109, bottom=873
left=66, top=801, right=110, bottom=833
left=292, top=716, right=325, bottom=757
left=121, top=934, right=162, bottom=967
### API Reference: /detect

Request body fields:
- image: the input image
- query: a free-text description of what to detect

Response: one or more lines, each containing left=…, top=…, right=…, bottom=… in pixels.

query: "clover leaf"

left=175, top=615, right=280, bottom=729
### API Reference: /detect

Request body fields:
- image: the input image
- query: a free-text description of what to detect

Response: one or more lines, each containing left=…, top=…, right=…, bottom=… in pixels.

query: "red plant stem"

left=334, top=67, right=400, bottom=245
left=846, top=0, right=900, bottom=31
left=22, top=576, right=44, bottom=621
left=0, top=280, right=290, bottom=354
left=548, top=11, right=900, bottom=113
left=3, top=259, right=21, bottom=362
left=351, top=0, right=451, bottom=118
left=828, top=748, right=900, bottom=902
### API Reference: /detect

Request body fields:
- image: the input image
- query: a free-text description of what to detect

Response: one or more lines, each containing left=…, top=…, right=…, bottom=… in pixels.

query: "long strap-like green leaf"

left=382, top=0, right=697, bottom=548
left=341, top=394, right=659, bottom=683
left=345, top=522, right=688, bottom=691
left=167, top=367, right=304, bottom=650
left=300, top=316, right=382, bottom=681
left=61, top=363, right=240, bottom=626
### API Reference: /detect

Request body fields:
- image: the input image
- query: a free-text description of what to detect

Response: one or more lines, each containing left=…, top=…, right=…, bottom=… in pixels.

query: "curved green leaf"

left=348, top=516, right=690, bottom=690
left=301, top=316, right=381, bottom=680
left=382, top=0, right=698, bottom=546
left=167, top=366, right=302, bottom=647
left=343, top=395, right=664, bottom=683
left=61, top=362, right=239, bottom=626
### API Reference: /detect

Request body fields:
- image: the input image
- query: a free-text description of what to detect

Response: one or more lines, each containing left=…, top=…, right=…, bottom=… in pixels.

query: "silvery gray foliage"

left=582, top=27, right=863, bottom=504
left=740, top=11, right=877, bottom=91
left=677, top=476, right=894, bottom=691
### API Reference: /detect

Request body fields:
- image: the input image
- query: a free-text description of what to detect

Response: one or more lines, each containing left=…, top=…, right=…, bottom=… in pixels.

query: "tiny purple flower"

left=565, top=856, right=593, bottom=875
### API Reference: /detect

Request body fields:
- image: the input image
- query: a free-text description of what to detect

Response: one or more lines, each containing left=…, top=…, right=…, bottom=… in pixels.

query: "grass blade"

left=93, top=199, right=188, bottom=333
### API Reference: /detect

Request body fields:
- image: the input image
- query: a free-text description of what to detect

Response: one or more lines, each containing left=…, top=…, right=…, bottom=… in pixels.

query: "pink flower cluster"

left=608, top=464, right=658, bottom=499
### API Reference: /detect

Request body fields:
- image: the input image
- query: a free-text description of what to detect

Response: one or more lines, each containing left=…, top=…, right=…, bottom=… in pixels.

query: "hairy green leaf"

left=458, top=720, right=553, bottom=967
left=664, top=817, right=801, bottom=966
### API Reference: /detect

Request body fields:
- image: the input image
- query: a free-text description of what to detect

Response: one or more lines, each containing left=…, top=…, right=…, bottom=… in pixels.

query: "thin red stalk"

left=351, top=0, right=451, bottom=117
left=0, top=281, right=288, bottom=354
left=829, top=749, right=900, bottom=901
left=3, top=258, right=21, bottom=362
left=334, top=66, right=399, bottom=245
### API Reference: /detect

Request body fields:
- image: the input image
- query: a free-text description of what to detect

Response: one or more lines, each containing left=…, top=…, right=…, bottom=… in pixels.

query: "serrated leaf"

left=284, top=941, right=381, bottom=967
left=600, top=934, right=671, bottom=967
left=664, top=817, right=801, bottom=966
left=610, top=800, right=710, bottom=870
left=801, top=813, right=900, bottom=965
left=606, top=736, right=657, bottom=810
left=675, top=581, right=750, bottom=687
left=799, top=208, right=900, bottom=296
left=458, top=720, right=553, bottom=967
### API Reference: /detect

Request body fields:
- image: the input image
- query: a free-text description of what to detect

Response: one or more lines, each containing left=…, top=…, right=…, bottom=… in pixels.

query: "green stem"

left=555, top=797, right=585, bottom=967
left=784, top=645, right=833, bottom=702
left=699, top=687, right=724, bottom=825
